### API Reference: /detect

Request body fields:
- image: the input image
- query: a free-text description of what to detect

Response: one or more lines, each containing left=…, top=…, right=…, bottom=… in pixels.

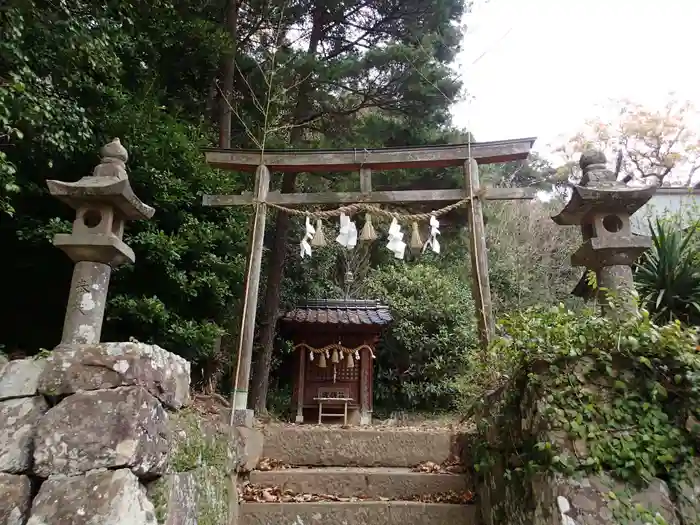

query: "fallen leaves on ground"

left=240, top=484, right=370, bottom=503
left=262, top=417, right=475, bottom=432
left=411, top=456, right=466, bottom=474
left=191, top=393, right=230, bottom=413
left=408, top=490, right=475, bottom=504
left=256, top=457, right=291, bottom=471
left=239, top=484, right=475, bottom=505
left=412, top=461, right=441, bottom=473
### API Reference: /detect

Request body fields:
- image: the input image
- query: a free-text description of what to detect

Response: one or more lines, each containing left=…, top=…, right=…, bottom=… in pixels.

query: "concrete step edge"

left=261, top=425, right=467, bottom=433
left=240, top=501, right=479, bottom=525
left=241, top=502, right=475, bottom=508
left=251, top=466, right=464, bottom=474
left=261, top=426, right=468, bottom=467
left=248, top=467, right=470, bottom=499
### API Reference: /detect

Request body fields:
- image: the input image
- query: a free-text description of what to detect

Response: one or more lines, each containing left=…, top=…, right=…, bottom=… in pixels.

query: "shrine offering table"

left=314, top=397, right=353, bottom=425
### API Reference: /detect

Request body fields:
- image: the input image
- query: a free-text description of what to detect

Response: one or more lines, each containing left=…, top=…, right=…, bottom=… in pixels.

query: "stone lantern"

left=552, top=150, right=657, bottom=315
left=47, top=138, right=155, bottom=344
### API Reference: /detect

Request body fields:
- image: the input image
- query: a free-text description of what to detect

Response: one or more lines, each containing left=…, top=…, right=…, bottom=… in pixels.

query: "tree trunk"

left=248, top=6, right=325, bottom=414
left=248, top=172, right=297, bottom=414
left=218, top=0, right=239, bottom=148
left=204, top=0, right=238, bottom=395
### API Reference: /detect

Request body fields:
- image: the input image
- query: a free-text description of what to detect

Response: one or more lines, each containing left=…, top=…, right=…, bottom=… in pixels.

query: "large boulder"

left=0, top=473, right=31, bottom=525
left=0, top=397, right=47, bottom=474
left=0, top=359, right=45, bottom=401
left=34, top=386, right=169, bottom=478
left=27, top=469, right=157, bottom=525
left=38, top=342, right=190, bottom=409
left=553, top=475, right=678, bottom=525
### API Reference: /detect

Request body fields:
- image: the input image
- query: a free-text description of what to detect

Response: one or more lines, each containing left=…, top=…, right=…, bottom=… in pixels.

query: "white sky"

left=450, top=0, right=700, bottom=158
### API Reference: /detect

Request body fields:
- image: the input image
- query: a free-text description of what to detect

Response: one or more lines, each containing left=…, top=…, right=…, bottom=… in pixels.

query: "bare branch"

left=216, top=80, right=263, bottom=149
left=234, top=64, right=266, bottom=115
left=555, top=95, right=700, bottom=185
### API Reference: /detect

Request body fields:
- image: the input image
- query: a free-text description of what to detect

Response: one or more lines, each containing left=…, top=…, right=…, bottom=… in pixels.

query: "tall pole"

left=230, top=165, right=270, bottom=426
left=465, top=158, right=494, bottom=349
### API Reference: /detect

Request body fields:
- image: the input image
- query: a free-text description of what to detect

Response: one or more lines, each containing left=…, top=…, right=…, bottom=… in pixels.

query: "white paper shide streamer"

left=300, top=216, right=315, bottom=258
left=386, top=218, right=406, bottom=259
left=335, top=212, right=358, bottom=249
left=423, top=215, right=441, bottom=254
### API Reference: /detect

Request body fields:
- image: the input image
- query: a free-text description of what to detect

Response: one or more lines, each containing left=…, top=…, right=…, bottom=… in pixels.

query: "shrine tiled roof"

left=280, top=299, right=393, bottom=326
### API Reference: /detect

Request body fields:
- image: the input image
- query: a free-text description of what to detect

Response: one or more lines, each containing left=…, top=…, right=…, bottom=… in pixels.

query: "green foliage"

left=474, top=304, right=700, bottom=490
left=0, top=0, right=246, bottom=377
left=170, top=410, right=228, bottom=472
left=168, top=409, right=229, bottom=525
left=100, top=104, right=250, bottom=368
left=0, top=2, right=118, bottom=215
left=480, top=153, right=558, bottom=191
left=364, top=262, right=478, bottom=411
left=635, top=217, right=700, bottom=326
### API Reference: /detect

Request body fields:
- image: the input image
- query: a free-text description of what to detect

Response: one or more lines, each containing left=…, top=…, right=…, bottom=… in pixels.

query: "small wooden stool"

left=314, top=397, right=352, bottom=425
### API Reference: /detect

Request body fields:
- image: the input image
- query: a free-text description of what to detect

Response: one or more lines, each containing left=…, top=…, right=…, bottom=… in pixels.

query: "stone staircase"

left=239, top=425, right=477, bottom=525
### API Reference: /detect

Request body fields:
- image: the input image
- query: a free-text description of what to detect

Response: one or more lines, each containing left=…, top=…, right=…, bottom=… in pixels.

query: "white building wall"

left=630, top=189, right=700, bottom=235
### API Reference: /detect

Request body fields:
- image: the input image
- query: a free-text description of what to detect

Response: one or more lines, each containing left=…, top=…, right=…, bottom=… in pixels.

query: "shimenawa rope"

left=259, top=190, right=485, bottom=221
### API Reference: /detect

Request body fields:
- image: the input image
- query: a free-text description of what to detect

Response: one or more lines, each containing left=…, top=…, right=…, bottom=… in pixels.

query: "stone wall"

left=0, top=341, right=216, bottom=525
left=472, top=359, right=700, bottom=525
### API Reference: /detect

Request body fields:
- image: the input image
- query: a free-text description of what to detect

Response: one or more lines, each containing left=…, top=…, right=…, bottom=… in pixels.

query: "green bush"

left=475, top=304, right=700, bottom=488
left=635, top=217, right=700, bottom=326
left=364, top=262, right=478, bottom=412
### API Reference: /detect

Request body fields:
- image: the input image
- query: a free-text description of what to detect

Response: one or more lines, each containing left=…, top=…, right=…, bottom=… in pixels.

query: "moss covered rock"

left=471, top=306, right=700, bottom=525
left=158, top=408, right=231, bottom=525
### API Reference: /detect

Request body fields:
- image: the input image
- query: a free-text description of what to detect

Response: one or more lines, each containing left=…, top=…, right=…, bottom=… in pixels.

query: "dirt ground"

left=189, top=392, right=473, bottom=433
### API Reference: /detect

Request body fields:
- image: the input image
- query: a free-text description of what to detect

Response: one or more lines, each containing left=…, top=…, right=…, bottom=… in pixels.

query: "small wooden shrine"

left=279, top=299, right=392, bottom=425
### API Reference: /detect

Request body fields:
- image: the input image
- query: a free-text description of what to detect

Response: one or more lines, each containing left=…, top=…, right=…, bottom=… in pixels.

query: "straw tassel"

left=311, top=219, right=327, bottom=247
left=345, top=352, right=354, bottom=369
left=410, top=222, right=423, bottom=252
left=359, top=213, right=377, bottom=241
left=331, top=348, right=340, bottom=364
left=318, top=352, right=327, bottom=368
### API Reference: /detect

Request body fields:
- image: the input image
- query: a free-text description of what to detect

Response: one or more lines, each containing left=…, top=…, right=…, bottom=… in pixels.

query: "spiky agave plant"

left=634, top=218, right=700, bottom=325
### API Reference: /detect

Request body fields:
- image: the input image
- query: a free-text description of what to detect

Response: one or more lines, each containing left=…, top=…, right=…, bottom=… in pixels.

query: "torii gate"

left=202, top=137, right=536, bottom=424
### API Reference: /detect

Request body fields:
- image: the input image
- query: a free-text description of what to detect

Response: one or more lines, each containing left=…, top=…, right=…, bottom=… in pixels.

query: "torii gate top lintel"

left=202, top=137, right=536, bottom=173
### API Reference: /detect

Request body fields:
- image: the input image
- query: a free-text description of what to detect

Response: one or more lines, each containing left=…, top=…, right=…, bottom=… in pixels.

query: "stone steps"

left=240, top=501, right=478, bottom=525
left=261, top=425, right=466, bottom=467
left=245, top=425, right=477, bottom=524
left=249, top=466, right=470, bottom=499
